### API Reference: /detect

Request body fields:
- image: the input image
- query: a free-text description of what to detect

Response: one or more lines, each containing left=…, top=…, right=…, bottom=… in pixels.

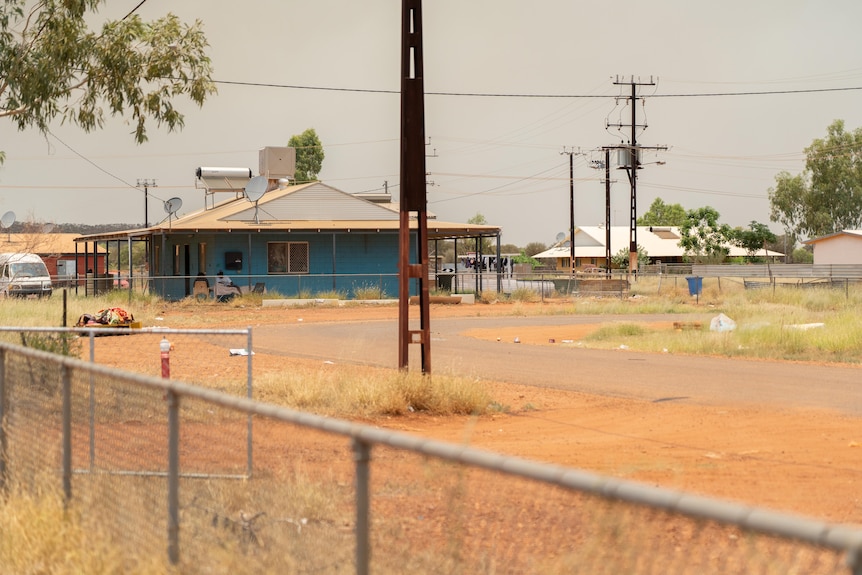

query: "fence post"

left=62, top=364, right=72, bottom=504
left=246, top=328, right=253, bottom=479
left=167, top=389, right=180, bottom=565
left=89, top=331, right=96, bottom=471
left=848, top=546, right=862, bottom=575
left=352, top=438, right=371, bottom=575
left=0, top=349, right=6, bottom=492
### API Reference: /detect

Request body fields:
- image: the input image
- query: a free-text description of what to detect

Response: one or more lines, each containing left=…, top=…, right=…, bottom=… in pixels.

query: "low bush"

left=352, top=283, right=387, bottom=300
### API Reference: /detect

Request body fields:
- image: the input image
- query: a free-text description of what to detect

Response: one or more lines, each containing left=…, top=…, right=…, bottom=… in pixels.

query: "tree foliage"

left=768, top=120, right=862, bottom=239
left=637, top=198, right=687, bottom=226
left=678, top=206, right=733, bottom=263
left=0, top=0, right=216, bottom=150
left=467, top=213, right=488, bottom=225
left=732, top=221, right=777, bottom=257
left=512, top=250, right=541, bottom=268
left=523, top=242, right=546, bottom=257
left=611, top=244, right=650, bottom=269
left=465, top=213, right=494, bottom=255
left=288, top=128, right=325, bottom=182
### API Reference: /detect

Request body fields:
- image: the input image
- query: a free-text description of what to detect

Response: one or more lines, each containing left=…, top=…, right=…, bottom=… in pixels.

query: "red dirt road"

left=152, top=301, right=862, bottom=526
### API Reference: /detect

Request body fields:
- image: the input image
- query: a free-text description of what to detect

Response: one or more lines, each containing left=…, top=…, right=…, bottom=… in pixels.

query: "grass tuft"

left=255, top=367, right=491, bottom=417
left=352, top=283, right=388, bottom=300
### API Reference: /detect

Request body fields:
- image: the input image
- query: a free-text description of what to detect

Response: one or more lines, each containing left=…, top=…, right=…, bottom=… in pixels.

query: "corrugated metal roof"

left=803, top=229, right=862, bottom=244
left=225, top=182, right=400, bottom=222
left=534, top=226, right=783, bottom=259
left=0, top=233, right=81, bottom=254
left=74, top=182, right=500, bottom=242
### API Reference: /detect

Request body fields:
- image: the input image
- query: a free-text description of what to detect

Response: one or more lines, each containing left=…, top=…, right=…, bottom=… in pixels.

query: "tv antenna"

left=244, top=176, right=269, bottom=224
left=163, top=197, right=183, bottom=229
left=0, top=211, right=15, bottom=241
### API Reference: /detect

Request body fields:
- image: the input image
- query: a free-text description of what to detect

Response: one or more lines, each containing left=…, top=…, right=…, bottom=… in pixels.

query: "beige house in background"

left=533, top=226, right=784, bottom=271
left=803, top=230, right=862, bottom=265
left=0, top=233, right=106, bottom=280
left=0, top=232, right=78, bottom=256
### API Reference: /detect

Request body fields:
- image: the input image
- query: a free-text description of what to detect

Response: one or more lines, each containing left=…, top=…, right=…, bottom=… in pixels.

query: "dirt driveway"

left=157, top=301, right=862, bottom=526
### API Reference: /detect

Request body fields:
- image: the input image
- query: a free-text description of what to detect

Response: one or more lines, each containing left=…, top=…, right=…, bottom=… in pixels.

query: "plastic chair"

left=193, top=280, right=210, bottom=302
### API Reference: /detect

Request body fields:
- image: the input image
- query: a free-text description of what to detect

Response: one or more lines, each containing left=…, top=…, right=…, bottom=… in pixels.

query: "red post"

left=160, top=337, right=171, bottom=379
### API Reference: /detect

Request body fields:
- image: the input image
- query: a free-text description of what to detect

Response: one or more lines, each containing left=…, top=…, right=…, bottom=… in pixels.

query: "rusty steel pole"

left=398, top=0, right=431, bottom=373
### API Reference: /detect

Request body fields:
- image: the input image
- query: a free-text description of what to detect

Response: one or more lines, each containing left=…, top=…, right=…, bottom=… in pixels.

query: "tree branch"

left=0, top=106, right=27, bottom=118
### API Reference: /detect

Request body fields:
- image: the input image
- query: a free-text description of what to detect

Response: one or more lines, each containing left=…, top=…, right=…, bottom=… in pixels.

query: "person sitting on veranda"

left=214, top=271, right=241, bottom=301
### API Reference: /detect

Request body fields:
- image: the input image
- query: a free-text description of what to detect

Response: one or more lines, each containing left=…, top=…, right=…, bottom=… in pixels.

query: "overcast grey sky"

left=2, top=0, right=862, bottom=246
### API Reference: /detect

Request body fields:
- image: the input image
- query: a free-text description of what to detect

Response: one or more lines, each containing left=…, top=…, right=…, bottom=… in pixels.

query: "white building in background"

left=803, top=230, right=862, bottom=265
left=533, top=226, right=783, bottom=272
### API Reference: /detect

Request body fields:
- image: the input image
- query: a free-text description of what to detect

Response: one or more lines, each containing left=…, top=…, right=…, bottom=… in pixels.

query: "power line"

left=212, top=78, right=862, bottom=99
left=121, top=0, right=150, bottom=20
left=48, top=131, right=137, bottom=189
left=46, top=130, right=169, bottom=207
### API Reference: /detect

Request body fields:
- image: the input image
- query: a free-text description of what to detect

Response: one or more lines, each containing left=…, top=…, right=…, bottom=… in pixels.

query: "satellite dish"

left=164, top=197, right=183, bottom=215
left=555, top=232, right=565, bottom=243
left=244, top=176, right=268, bottom=202
left=0, top=211, right=15, bottom=229
left=42, top=223, right=55, bottom=234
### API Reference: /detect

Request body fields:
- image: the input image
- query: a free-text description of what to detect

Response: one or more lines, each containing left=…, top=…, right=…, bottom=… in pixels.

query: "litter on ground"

left=709, top=313, right=737, bottom=332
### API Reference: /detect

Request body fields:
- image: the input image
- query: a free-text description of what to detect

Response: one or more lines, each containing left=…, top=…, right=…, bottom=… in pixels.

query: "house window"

left=268, top=242, right=309, bottom=274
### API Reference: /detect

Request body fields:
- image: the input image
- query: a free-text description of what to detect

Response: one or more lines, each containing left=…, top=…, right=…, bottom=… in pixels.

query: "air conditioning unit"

left=259, top=147, right=296, bottom=180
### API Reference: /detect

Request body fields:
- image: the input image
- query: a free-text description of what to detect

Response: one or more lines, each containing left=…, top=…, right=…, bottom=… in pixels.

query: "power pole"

left=606, top=76, right=665, bottom=277
left=137, top=178, right=157, bottom=228
left=398, top=0, right=431, bottom=373
left=560, top=147, right=583, bottom=272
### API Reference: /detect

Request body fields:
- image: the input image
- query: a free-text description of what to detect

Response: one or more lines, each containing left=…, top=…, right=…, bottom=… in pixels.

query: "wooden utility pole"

left=137, top=178, right=156, bottom=228
left=560, top=147, right=582, bottom=272
left=398, top=0, right=431, bottom=373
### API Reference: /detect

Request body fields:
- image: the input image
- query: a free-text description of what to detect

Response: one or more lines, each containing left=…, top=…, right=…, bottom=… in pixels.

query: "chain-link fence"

left=2, top=340, right=861, bottom=574
left=1, top=327, right=253, bottom=480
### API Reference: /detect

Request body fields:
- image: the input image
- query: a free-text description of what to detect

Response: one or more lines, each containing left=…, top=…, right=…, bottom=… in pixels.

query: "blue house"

left=75, top=181, right=501, bottom=300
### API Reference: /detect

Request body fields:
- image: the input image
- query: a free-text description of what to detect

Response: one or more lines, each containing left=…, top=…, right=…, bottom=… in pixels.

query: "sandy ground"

left=122, top=300, right=862, bottom=526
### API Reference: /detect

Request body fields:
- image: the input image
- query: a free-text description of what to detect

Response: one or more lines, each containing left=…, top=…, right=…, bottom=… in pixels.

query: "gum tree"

left=769, top=120, right=862, bottom=239
left=637, top=197, right=687, bottom=227
left=0, top=0, right=216, bottom=159
left=678, top=206, right=733, bottom=263
left=732, top=221, right=777, bottom=258
left=288, top=128, right=325, bottom=183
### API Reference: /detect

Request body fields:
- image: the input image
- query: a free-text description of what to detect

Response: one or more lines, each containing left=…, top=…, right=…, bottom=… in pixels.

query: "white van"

left=0, top=253, right=53, bottom=298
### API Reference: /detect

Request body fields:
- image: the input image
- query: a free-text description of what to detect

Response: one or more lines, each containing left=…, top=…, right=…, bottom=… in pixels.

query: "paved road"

left=255, top=314, right=862, bottom=414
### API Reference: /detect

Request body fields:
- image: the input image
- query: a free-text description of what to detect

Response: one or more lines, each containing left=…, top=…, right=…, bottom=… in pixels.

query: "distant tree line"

left=4, top=222, right=138, bottom=235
